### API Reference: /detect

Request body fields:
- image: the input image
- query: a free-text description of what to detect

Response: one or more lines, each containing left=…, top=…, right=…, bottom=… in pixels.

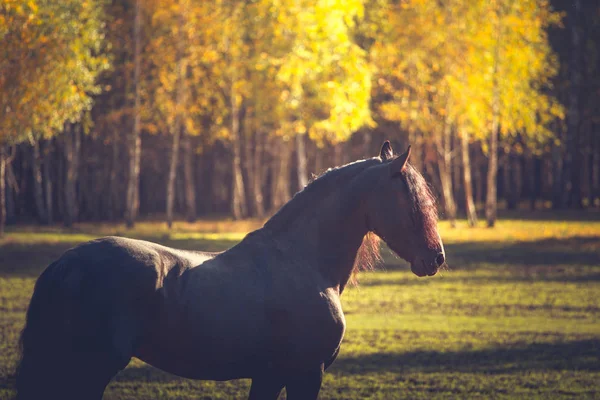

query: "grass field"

left=1, top=213, right=599, bottom=399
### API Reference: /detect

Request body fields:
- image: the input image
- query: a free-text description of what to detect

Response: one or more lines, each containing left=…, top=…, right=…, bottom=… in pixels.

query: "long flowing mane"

left=401, top=163, right=439, bottom=247
left=265, top=158, right=382, bottom=286
left=352, top=159, right=439, bottom=284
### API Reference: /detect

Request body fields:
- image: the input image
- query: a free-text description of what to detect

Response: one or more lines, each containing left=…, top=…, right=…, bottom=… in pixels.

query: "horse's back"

left=56, top=236, right=213, bottom=293
left=44, top=237, right=213, bottom=362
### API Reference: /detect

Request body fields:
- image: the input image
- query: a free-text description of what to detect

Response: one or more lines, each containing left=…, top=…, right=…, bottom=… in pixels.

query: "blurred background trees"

left=0, top=0, right=598, bottom=233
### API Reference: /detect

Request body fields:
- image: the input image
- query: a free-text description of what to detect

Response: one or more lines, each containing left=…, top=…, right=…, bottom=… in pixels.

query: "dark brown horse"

left=16, top=141, right=445, bottom=399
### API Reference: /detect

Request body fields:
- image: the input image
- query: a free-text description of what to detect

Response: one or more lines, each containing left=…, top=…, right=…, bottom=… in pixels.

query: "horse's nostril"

left=435, top=253, right=445, bottom=267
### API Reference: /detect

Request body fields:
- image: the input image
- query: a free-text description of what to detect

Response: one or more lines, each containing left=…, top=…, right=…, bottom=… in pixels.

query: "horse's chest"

left=267, top=288, right=346, bottom=367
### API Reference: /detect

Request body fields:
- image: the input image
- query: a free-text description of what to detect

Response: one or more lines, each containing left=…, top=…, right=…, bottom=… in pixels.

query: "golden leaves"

left=1, top=0, right=108, bottom=142
left=373, top=0, right=563, bottom=144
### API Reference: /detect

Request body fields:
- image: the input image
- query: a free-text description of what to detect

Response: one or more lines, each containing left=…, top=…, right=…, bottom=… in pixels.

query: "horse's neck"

left=317, top=195, right=368, bottom=290
left=273, top=177, right=370, bottom=291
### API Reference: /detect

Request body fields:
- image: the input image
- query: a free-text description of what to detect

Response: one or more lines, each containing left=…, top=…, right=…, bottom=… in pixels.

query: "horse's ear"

left=379, top=140, right=393, bottom=161
left=390, top=145, right=411, bottom=176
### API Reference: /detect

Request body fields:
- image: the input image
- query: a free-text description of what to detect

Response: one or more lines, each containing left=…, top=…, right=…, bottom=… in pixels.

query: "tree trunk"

left=474, top=143, right=484, bottom=206
left=242, top=114, right=258, bottom=217
left=231, top=136, right=247, bottom=219
left=31, top=138, right=48, bottom=223
left=0, top=145, right=6, bottom=237
left=362, top=130, right=373, bottom=159
left=511, top=151, right=522, bottom=209
left=460, top=133, right=477, bottom=227
left=251, top=130, right=265, bottom=217
left=125, top=0, right=142, bottom=228
left=43, top=139, right=53, bottom=224
left=527, top=149, right=537, bottom=210
left=591, top=124, right=599, bottom=207
left=108, top=128, right=119, bottom=220
left=436, top=122, right=456, bottom=227
left=166, top=125, right=181, bottom=228
left=504, top=151, right=515, bottom=209
left=485, top=75, right=500, bottom=228
left=209, top=142, right=229, bottom=213
left=411, top=131, right=423, bottom=173
left=551, top=141, right=565, bottom=209
left=5, top=157, right=16, bottom=224
left=182, top=132, right=196, bottom=222
left=57, top=141, right=65, bottom=219
left=296, top=134, right=308, bottom=190
left=425, top=158, right=443, bottom=200
left=314, top=145, right=323, bottom=175
left=270, top=137, right=291, bottom=211
left=452, top=134, right=462, bottom=211
left=566, top=0, right=583, bottom=208
left=333, top=143, right=344, bottom=167
left=166, top=13, right=188, bottom=228
left=64, top=125, right=81, bottom=227
left=485, top=116, right=499, bottom=226
left=230, top=89, right=247, bottom=219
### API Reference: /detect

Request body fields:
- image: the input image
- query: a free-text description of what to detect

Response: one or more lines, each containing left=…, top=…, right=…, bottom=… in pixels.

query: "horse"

left=16, top=141, right=445, bottom=400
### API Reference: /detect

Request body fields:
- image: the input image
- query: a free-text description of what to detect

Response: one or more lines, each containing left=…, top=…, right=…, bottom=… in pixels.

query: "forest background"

left=1, top=0, right=599, bottom=233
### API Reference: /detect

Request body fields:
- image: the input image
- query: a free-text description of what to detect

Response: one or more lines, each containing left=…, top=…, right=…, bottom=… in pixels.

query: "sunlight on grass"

left=1, top=218, right=599, bottom=248
left=169, top=232, right=248, bottom=241
left=0, top=218, right=599, bottom=399
left=438, top=219, right=600, bottom=244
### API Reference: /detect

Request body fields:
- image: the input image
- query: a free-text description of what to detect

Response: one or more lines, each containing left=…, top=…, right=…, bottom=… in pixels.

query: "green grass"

left=0, top=216, right=599, bottom=399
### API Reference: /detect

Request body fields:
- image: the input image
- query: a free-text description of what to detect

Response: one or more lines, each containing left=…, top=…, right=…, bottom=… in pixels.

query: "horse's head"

left=366, top=141, right=445, bottom=277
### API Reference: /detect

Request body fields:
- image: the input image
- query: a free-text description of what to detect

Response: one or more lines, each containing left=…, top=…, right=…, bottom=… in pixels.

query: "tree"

left=469, top=0, right=562, bottom=226
left=374, top=0, right=562, bottom=227
left=373, top=0, right=467, bottom=226
left=288, top=0, right=372, bottom=174
left=0, top=0, right=108, bottom=231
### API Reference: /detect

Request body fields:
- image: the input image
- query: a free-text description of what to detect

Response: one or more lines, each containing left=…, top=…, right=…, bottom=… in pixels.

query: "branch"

left=6, top=157, right=19, bottom=194
left=5, top=145, right=17, bottom=164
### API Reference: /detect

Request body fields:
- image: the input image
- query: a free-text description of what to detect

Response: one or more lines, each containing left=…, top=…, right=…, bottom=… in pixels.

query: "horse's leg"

left=284, top=363, right=324, bottom=400
left=63, top=347, right=127, bottom=400
left=16, top=344, right=126, bottom=400
left=248, top=375, right=285, bottom=400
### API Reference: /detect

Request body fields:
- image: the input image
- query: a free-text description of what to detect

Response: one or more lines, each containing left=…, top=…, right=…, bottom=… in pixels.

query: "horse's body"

left=16, top=142, right=445, bottom=399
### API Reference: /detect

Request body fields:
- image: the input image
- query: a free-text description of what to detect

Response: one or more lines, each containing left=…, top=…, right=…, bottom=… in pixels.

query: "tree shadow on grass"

left=447, top=236, right=600, bottom=268
left=362, top=271, right=600, bottom=288
left=2, top=233, right=598, bottom=281
left=383, top=236, right=600, bottom=272
left=329, top=339, right=600, bottom=376
left=498, top=209, right=600, bottom=222
left=105, top=339, right=600, bottom=386
left=1, top=340, right=597, bottom=396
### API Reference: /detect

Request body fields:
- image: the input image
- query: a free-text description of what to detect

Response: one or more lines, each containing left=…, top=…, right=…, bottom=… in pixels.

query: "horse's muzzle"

left=412, top=251, right=445, bottom=277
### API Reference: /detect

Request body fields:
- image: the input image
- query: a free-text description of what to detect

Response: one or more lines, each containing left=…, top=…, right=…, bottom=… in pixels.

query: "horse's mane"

left=264, top=153, right=438, bottom=285
left=401, top=163, right=439, bottom=247
left=264, top=157, right=381, bottom=233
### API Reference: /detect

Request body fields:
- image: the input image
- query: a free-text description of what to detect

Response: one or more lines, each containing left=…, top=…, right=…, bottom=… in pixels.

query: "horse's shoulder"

left=61, top=236, right=148, bottom=262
